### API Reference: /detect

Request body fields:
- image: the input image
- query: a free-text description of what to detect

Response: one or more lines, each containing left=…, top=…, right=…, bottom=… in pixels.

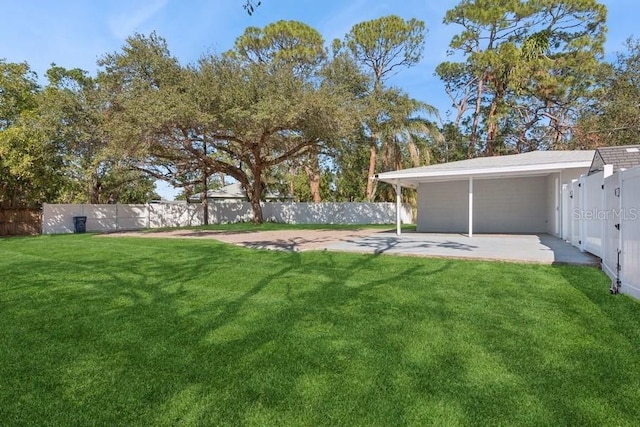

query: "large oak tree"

left=101, top=25, right=355, bottom=223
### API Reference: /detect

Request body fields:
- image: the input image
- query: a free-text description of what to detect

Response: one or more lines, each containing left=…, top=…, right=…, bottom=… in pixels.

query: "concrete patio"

left=326, top=232, right=600, bottom=266
left=107, top=228, right=600, bottom=266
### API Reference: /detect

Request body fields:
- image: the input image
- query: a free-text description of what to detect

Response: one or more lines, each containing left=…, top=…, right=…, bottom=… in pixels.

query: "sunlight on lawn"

left=1, top=234, right=640, bottom=425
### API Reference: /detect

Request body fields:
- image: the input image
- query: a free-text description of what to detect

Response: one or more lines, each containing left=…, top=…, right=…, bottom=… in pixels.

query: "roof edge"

left=377, top=161, right=592, bottom=182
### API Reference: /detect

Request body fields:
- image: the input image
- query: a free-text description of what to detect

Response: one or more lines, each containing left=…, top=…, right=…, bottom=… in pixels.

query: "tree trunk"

left=394, top=141, right=402, bottom=170
left=469, top=77, right=484, bottom=158
left=486, top=97, right=499, bottom=156
left=305, top=166, right=321, bottom=203
left=249, top=180, right=264, bottom=224
left=308, top=174, right=321, bottom=203
left=382, top=138, right=391, bottom=171
left=202, top=141, right=209, bottom=225
left=408, top=140, right=422, bottom=167
left=288, top=165, right=296, bottom=201
left=202, top=170, right=209, bottom=225
left=365, top=141, right=377, bottom=202
left=551, top=116, right=563, bottom=150
left=248, top=158, right=264, bottom=223
left=90, top=173, right=101, bottom=204
left=485, top=82, right=505, bottom=156
left=305, top=147, right=321, bottom=203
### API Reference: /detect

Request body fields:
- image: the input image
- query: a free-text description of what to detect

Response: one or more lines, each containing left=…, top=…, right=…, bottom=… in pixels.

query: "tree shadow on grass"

left=3, top=237, right=456, bottom=424
left=4, top=237, right=640, bottom=425
left=453, top=264, right=640, bottom=425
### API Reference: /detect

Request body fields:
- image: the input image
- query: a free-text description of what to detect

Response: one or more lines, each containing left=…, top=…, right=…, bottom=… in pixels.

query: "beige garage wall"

left=474, top=176, right=548, bottom=233
left=416, top=180, right=469, bottom=232
left=417, top=176, right=550, bottom=233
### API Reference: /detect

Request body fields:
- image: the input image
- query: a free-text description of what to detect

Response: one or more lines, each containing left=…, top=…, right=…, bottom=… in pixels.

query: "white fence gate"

left=602, top=173, right=621, bottom=282
left=564, top=165, right=640, bottom=299
left=619, top=167, right=640, bottom=296
left=569, top=178, right=582, bottom=248
left=583, top=171, right=605, bottom=257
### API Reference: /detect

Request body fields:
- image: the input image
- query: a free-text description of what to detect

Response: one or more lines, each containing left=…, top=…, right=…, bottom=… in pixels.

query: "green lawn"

left=2, top=234, right=640, bottom=426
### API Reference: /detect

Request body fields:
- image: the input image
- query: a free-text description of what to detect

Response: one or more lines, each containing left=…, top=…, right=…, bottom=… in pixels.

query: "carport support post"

left=468, top=177, right=474, bottom=237
left=395, top=181, right=402, bottom=236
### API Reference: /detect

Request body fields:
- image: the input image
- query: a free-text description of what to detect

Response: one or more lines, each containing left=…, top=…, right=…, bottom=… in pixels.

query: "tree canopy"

left=0, top=59, right=159, bottom=208
left=334, top=15, right=441, bottom=202
left=99, top=24, right=356, bottom=223
left=4, top=1, right=640, bottom=218
left=575, top=37, right=640, bottom=147
left=437, top=0, right=607, bottom=156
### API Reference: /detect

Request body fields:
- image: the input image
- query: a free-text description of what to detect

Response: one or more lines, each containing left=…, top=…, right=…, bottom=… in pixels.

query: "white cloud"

left=108, top=0, right=169, bottom=39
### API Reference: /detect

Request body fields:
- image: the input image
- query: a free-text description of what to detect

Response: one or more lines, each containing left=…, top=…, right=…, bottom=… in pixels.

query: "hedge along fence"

left=0, top=207, right=42, bottom=236
left=42, top=201, right=413, bottom=235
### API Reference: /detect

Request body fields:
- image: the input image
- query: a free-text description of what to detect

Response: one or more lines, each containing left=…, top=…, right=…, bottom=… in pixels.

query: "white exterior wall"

left=561, top=184, right=571, bottom=240
left=264, top=202, right=411, bottom=225
left=417, top=180, right=468, bottom=232
left=86, top=205, right=118, bottom=232
left=561, top=168, right=588, bottom=185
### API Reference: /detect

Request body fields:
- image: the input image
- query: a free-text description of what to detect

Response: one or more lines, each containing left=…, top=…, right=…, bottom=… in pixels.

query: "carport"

left=376, top=151, right=594, bottom=237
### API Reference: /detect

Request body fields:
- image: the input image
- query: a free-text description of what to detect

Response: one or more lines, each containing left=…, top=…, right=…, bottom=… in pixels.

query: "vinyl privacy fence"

left=42, top=201, right=412, bottom=235
left=563, top=165, right=640, bottom=299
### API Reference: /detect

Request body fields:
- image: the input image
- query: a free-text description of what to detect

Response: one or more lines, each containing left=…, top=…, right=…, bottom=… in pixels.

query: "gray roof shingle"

left=588, top=145, right=640, bottom=175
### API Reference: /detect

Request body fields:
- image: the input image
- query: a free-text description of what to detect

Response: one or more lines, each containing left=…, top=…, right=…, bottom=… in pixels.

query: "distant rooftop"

left=588, top=145, right=640, bottom=175
left=189, top=182, right=291, bottom=202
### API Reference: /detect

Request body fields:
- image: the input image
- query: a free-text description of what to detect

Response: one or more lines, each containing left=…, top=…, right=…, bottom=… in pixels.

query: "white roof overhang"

left=376, top=161, right=592, bottom=189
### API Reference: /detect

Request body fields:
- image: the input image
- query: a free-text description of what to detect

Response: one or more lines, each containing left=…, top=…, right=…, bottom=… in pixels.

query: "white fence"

left=564, top=165, right=640, bottom=299
left=42, top=201, right=413, bottom=235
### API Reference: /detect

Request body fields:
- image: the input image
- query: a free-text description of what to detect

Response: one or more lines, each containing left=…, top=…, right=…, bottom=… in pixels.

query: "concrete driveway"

left=326, top=232, right=599, bottom=266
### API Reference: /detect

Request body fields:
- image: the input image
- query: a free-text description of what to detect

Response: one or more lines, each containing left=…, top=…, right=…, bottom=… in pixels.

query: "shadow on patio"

left=328, top=231, right=600, bottom=266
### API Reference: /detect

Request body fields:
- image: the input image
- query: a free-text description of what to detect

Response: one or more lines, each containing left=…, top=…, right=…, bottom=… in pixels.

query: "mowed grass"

left=2, top=234, right=640, bottom=426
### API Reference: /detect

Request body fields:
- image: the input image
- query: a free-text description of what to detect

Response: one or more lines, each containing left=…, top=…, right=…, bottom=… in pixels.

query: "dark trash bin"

left=73, top=216, right=87, bottom=233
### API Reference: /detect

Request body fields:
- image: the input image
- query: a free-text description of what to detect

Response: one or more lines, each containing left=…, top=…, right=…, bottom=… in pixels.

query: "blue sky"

left=2, top=0, right=638, bottom=199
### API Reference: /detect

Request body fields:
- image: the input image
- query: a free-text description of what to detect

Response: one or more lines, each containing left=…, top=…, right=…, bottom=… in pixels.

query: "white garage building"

left=376, top=150, right=594, bottom=237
